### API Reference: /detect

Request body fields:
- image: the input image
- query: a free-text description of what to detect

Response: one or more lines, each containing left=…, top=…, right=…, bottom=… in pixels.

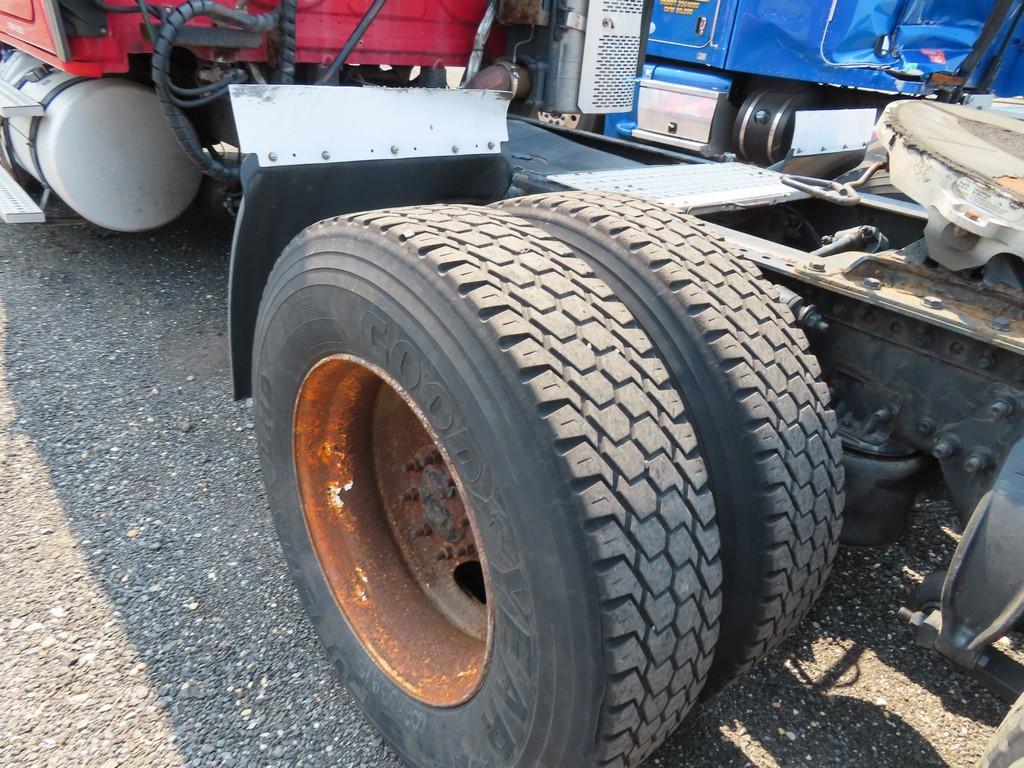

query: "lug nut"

left=917, top=418, right=936, bottom=436
left=401, top=488, right=420, bottom=501
left=963, top=452, right=992, bottom=474
left=433, top=547, right=453, bottom=562
left=403, top=460, right=418, bottom=472
left=414, top=450, right=440, bottom=469
left=410, top=523, right=431, bottom=539
left=990, top=396, right=1017, bottom=420
left=931, top=435, right=960, bottom=460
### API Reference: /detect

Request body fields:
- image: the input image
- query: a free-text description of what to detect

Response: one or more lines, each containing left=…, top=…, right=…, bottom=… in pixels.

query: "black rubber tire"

left=496, top=192, right=845, bottom=694
left=252, top=205, right=723, bottom=768
left=979, top=692, right=1024, bottom=768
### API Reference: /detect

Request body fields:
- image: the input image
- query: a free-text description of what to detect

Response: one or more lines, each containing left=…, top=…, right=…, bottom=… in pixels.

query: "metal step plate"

left=0, top=164, right=44, bottom=223
left=0, top=78, right=43, bottom=117
left=548, top=162, right=809, bottom=215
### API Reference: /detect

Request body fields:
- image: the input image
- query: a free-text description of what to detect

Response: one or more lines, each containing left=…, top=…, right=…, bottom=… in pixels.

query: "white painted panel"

left=229, top=85, right=511, bottom=168
left=790, top=108, right=877, bottom=157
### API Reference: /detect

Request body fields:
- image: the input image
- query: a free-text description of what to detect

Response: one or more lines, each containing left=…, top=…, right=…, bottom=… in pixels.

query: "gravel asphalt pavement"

left=0, top=216, right=1018, bottom=768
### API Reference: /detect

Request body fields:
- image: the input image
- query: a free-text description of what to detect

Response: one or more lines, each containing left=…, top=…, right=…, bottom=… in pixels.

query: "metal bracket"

left=938, top=438, right=1024, bottom=667
left=902, top=436, right=1024, bottom=702
left=229, top=84, right=510, bottom=168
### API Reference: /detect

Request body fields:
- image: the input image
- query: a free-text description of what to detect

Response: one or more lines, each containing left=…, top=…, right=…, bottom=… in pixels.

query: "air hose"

left=278, top=0, right=297, bottom=84
left=151, top=0, right=279, bottom=180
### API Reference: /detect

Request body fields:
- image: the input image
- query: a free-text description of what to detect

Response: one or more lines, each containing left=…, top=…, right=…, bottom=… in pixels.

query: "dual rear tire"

left=251, top=196, right=844, bottom=767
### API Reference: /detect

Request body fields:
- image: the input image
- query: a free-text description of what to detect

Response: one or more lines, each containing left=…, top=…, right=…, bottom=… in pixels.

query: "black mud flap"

left=228, top=152, right=511, bottom=398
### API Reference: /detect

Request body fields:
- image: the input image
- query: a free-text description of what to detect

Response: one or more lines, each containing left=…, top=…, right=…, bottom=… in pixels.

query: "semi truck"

left=605, top=0, right=1024, bottom=164
left=0, top=0, right=1021, bottom=766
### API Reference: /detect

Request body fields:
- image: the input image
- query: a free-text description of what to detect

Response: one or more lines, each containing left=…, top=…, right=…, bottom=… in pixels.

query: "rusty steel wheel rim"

left=293, top=355, right=493, bottom=707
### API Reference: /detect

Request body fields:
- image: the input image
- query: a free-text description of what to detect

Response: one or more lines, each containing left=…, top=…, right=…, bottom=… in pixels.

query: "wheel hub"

left=293, top=355, right=491, bottom=707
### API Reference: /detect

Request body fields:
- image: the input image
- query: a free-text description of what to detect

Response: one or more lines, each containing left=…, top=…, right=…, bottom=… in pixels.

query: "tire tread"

left=496, top=192, right=844, bottom=688
left=278, top=205, right=724, bottom=768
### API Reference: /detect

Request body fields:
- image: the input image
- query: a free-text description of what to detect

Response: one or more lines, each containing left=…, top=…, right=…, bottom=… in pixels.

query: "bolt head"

left=809, top=262, right=826, bottom=272
left=487, top=141, right=495, bottom=150
left=990, top=398, right=1015, bottom=419
left=916, top=418, right=935, bottom=436
left=862, top=277, right=882, bottom=291
left=922, top=296, right=944, bottom=309
left=451, top=145, right=460, bottom=154
left=931, top=437, right=957, bottom=460
left=267, top=152, right=278, bottom=162
left=979, top=356, right=995, bottom=370
left=991, top=317, right=1012, bottom=332
left=390, top=145, right=400, bottom=155
left=321, top=150, right=331, bottom=160
left=963, top=454, right=987, bottom=474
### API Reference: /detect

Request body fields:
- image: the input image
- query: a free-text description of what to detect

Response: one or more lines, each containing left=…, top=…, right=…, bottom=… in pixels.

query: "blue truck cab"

left=607, top=0, right=1024, bottom=164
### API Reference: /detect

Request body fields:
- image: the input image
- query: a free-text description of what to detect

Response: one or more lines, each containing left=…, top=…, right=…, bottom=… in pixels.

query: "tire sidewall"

left=251, top=236, right=603, bottom=768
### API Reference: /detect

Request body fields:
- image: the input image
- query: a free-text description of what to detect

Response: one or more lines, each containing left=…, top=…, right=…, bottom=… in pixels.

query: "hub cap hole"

left=454, top=560, right=487, bottom=604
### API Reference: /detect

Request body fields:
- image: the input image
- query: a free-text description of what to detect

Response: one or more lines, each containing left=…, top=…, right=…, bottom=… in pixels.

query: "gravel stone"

left=0, top=218, right=1017, bottom=767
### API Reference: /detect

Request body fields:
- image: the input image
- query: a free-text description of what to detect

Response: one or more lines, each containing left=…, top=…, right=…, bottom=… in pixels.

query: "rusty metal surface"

left=498, top=0, right=549, bottom=26
left=706, top=221, right=1024, bottom=357
left=293, top=356, right=490, bottom=707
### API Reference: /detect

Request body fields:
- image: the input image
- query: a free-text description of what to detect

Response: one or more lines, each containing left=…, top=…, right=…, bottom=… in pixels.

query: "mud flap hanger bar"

left=904, top=438, right=1024, bottom=703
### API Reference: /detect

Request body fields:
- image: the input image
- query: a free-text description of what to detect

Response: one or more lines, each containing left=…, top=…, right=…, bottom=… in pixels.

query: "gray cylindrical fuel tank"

left=0, top=52, right=201, bottom=232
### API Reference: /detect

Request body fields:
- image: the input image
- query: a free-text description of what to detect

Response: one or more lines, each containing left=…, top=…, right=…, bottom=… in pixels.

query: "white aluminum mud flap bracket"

left=790, top=108, right=877, bottom=157
left=228, top=85, right=511, bottom=168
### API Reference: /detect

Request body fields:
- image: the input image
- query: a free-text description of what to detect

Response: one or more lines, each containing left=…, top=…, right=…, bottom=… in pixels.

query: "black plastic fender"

left=228, top=152, right=511, bottom=398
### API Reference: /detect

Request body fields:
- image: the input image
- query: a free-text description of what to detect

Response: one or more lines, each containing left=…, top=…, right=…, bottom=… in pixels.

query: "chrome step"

left=0, top=78, right=43, bottom=117
left=0, top=164, right=44, bottom=223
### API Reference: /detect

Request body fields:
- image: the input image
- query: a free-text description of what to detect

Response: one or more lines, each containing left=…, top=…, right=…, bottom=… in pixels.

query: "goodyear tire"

left=497, top=192, right=845, bottom=693
left=979, top=692, right=1024, bottom=768
left=251, top=205, right=723, bottom=768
